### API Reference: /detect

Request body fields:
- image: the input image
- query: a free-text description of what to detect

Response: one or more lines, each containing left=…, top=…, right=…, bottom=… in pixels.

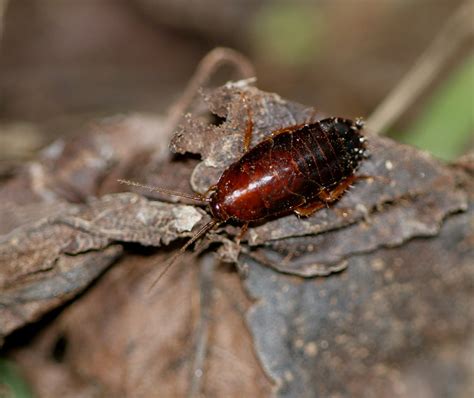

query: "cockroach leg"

left=295, top=174, right=358, bottom=217
left=356, top=174, right=391, bottom=184
left=236, top=222, right=249, bottom=244
left=294, top=200, right=326, bottom=217
left=225, top=223, right=250, bottom=278
left=317, top=175, right=357, bottom=203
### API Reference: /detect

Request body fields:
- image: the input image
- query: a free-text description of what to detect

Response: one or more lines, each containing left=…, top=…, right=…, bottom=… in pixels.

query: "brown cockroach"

left=120, top=115, right=367, bottom=286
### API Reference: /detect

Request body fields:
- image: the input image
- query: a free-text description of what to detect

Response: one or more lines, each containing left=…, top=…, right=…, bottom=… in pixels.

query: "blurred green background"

left=398, top=54, right=473, bottom=160
left=0, top=359, right=33, bottom=398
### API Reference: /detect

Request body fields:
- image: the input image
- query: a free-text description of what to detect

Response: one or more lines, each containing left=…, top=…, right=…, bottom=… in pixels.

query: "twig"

left=367, top=0, right=474, bottom=134
left=187, top=253, right=216, bottom=398
left=164, top=47, right=256, bottom=138
left=0, top=0, right=9, bottom=46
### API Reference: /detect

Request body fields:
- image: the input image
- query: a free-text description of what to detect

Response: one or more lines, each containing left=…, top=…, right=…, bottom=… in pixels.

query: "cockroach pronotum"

left=120, top=115, right=368, bottom=287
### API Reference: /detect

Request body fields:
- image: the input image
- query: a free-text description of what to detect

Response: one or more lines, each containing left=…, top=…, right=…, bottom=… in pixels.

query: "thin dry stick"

left=164, top=47, right=256, bottom=138
left=367, top=0, right=474, bottom=135
left=0, top=0, right=9, bottom=45
left=188, top=253, right=216, bottom=398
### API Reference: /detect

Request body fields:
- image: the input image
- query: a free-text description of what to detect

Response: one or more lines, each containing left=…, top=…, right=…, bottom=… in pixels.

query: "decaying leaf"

left=245, top=204, right=474, bottom=398
left=10, top=253, right=272, bottom=397
left=171, top=82, right=468, bottom=276
left=0, top=193, right=204, bottom=341
left=1, top=81, right=472, bottom=397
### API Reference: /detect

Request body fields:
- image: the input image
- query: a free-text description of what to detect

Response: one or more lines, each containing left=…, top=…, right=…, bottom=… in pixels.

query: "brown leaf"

left=173, top=82, right=468, bottom=276
left=0, top=193, right=204, bottom=340
left=11, top=253, right=272, bottom=397
left=1, top=81, right=472, bottom=397
left=0, top=114, right=166, bottom=210
left=245, top=203, right=474, bottom=397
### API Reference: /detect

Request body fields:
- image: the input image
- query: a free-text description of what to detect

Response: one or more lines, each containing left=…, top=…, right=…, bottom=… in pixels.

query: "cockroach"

left=120, top=116, right=367, bottom=287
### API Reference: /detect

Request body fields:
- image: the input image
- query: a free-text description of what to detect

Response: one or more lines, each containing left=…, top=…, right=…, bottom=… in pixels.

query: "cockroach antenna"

left=148, top=219, right=219, bottom=291
left=117, top=179, right=210, bottom=204
left=117, top=178, right=219, bottom=290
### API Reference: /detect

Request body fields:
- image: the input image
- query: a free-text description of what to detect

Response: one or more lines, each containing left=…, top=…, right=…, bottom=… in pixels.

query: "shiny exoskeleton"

left=209, top=117, right=367, bottom=222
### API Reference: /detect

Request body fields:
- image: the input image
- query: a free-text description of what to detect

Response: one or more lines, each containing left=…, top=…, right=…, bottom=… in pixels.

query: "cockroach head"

left=208, top=191, right=228, bottom=222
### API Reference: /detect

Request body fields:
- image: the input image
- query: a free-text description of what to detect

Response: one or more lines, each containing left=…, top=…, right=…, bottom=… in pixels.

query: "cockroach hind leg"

left=317, top=175, right=357, bottom=203
left=295, top=175, right=358, bottom=217
left=294, top=200, right=326, bottom=217
left=355, top=174, right=390, bottom=184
